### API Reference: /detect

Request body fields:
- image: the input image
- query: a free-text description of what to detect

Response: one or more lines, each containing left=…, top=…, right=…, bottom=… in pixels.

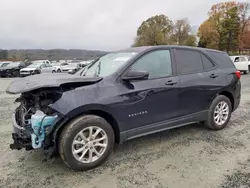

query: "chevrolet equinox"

left=7, top=46, right=241, bottom=171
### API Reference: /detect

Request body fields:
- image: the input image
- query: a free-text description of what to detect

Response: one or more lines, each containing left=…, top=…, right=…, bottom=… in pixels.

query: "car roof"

left=118, top=45, right=224, bottom=54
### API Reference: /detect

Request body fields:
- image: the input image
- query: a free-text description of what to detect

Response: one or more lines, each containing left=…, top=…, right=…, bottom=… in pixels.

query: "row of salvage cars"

left=0, top=60, right=92, bottom=77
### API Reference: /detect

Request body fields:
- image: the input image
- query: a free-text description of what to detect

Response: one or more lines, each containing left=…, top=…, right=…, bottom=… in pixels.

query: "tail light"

left=235, top=70, right=241, bottom=80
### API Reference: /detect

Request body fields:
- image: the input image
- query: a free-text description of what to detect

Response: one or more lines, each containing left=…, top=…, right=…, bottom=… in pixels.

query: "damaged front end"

left=10, top=89, right=62, bottom=151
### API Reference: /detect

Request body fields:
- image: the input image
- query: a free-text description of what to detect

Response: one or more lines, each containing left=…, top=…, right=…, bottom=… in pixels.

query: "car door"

left=175, top=49, right=222, bottom=116
left=45, top=64, right=53, bottom=72
left=114, top=49, right=180, bottom=134
left=39, top=63, right=47, bottom=73
left=239, top=56, right=249, bottom=70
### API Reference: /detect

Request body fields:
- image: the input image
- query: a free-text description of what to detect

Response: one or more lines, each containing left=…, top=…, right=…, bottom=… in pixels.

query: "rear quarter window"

left=206, top=51, right=235, bottom=68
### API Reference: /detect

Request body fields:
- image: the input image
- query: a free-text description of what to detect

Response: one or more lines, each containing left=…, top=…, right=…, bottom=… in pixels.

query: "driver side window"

left=234, top=57, right=240, bottom=62
left=130, top=50, right=172, bottom=79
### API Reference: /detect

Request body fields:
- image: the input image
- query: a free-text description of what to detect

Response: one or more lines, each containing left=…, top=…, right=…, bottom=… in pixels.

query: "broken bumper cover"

left=10, top=113, right=33, bottom=150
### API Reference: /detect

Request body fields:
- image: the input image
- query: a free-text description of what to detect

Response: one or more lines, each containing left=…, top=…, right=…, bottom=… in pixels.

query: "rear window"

left=207, top=51, right=235, bottom=68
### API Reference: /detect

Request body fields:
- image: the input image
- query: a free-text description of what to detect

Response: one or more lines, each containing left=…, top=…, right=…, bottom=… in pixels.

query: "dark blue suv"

left=7, top=46, right=241, bottom=171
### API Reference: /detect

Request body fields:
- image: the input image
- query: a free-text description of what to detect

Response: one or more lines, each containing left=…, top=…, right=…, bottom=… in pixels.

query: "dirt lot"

left=0, top=76, right=250, bottom=188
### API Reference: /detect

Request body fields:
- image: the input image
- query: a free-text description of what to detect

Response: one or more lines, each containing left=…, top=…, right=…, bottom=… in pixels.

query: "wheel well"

left=55, top=110, right=120, bottom=144
left=219, top=91, right=234, bottom=110
left=85, top=110, right=120, bottom=143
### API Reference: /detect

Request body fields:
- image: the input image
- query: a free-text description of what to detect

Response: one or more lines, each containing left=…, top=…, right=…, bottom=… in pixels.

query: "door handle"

left=210, top=73, right=219, bottom=78
left=165, top=80, right=177, bottom=85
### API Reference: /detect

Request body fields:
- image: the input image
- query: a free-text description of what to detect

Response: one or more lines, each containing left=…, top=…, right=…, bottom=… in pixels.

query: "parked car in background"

left=50, top=62, right=69, bottom=73
left=0, top=61, right=32, bottom=77
left=7, top=46, right=241, bottom=171
left=20, top=62, right=47, bottom=77
left=230, top=56, right=249, bottom=74
left=0, top=61, right=10, bottom=67
left=61, top=63, right=81, bottom=74
left=40, top=64, right=55, bottom=74
left=74, top=60, right=97, bottom=76
left=79, top=60, right=93, bottom=68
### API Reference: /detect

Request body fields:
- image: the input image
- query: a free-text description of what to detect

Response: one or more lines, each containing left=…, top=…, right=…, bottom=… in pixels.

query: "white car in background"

left=61, top=63, right=81, bottom=74
left=50, top=62, right=69, bottom=73
left=230, top=56, right=249, bottom=74
left=20, top=62, right=49, bottom=77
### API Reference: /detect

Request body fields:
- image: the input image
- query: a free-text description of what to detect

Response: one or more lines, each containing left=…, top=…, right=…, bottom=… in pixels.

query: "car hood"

left=20, top=67, right=37, bottom=71
left=6, top=74, right=103, bottom=94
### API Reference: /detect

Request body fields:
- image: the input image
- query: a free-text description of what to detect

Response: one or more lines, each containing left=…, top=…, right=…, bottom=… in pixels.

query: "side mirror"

left=122, top=69, right=149, bottom=81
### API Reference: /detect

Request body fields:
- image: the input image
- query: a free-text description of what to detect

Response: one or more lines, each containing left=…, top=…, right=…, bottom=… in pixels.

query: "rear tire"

left=59, top=115, right=114, bottom=171
left=57, top=69, right=61, bottom=73
left=205, top=95, right=232, bottom=130
left=52, top=70, right=56, bottom=73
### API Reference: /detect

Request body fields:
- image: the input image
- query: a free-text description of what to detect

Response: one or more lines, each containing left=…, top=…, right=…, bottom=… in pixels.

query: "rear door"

left=42, top=63, right=54, bottom=73
left=175, top=49, right=222, bottom=116
left=115, top=49, right=180, bottom=133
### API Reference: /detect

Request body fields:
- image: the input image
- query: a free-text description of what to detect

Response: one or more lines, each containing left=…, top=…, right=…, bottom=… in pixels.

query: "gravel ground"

left=0, top=76, right=250, bottom=188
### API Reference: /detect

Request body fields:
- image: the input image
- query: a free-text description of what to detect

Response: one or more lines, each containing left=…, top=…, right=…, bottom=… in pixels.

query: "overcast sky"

left=0, top=0, right=246, bottom=51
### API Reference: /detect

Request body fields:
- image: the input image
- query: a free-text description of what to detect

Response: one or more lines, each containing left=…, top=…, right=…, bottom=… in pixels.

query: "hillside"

left=6, top=49, right=107, bottom=61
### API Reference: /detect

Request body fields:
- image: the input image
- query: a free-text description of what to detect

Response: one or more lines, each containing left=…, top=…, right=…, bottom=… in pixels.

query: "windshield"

left=84, top=52, right=137, bottom=77
left=27, top=63, right=42, bottom=68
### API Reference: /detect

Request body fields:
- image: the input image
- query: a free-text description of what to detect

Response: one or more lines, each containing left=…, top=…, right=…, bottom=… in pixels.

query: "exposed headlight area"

left=10, top=89, right=63, bottom=150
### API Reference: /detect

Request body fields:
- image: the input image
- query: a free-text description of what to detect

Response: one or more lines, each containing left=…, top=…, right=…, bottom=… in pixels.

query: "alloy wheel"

left=72, top=126, right=108, bottom=163
left=213, top=101, right=229, bottom=126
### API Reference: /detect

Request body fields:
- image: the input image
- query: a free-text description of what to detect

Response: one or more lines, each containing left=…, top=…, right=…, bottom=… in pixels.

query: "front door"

left=41, top=64, right=53, bottom=73
left=113, top=49, right=180, bottom=133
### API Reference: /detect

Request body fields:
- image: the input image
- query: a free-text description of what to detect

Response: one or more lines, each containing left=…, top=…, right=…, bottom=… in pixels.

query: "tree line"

left=0, top=50, right=8, bottom=60
left=133, top=15, right=196, bottom=47
left=133, top=1, right=250, bottom=54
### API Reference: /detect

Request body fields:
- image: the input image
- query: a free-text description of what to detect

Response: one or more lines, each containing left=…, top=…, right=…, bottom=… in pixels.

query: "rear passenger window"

left=175, top=50, right=203, bottom=74
left=201, top=54, right=214, bottom=70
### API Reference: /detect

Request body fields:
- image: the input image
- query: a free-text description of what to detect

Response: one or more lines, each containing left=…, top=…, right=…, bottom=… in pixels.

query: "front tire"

left=205, top=95, right=232, bottom=130
left=59, top=115, right=115, bottom=171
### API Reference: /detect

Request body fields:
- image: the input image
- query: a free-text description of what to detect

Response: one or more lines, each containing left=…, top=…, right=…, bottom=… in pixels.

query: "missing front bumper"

left=10, top=133, right=32, bottom=150
left=10, top=113, right=33, bottom=150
